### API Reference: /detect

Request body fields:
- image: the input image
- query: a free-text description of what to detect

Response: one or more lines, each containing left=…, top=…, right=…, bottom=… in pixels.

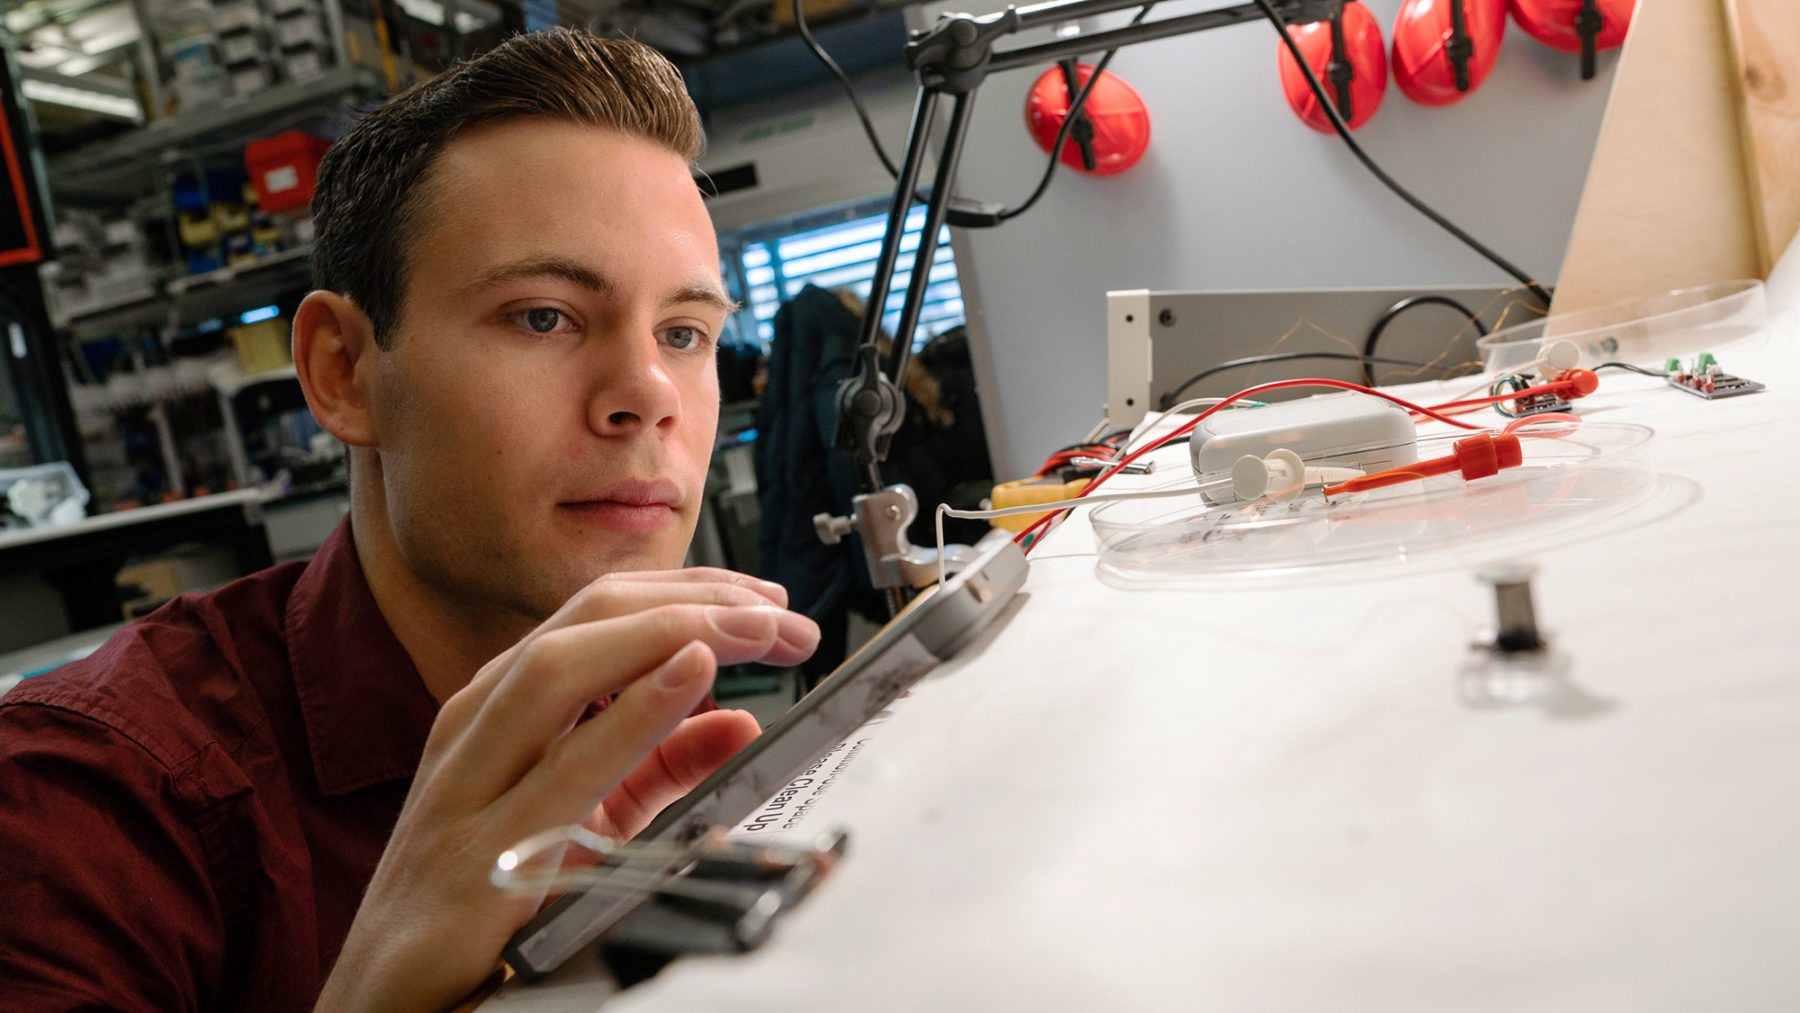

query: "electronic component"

left=1458, top=562, right=1609, bottom=717
left=1665, top=353, right=1764, bottom=399
left=1487, top=365, right=1598, bottom=418
left=1476, top=562, right=1545, bottom=653
left=1189, top=392, right=1418, bottom=504
left=1460, top=561, right=1563, bottom=709
left=1510, top=389, right=1572, bottom=417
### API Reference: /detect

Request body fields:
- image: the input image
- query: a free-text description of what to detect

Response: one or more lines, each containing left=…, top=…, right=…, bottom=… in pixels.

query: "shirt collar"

left=287, top=520, right=439, bottom=796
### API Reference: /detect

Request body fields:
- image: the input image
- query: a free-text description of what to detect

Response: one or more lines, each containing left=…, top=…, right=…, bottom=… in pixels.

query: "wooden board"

left=1723, top=0, right=1800, bottom=274
left=1552, top=0, right=1761, bottom=316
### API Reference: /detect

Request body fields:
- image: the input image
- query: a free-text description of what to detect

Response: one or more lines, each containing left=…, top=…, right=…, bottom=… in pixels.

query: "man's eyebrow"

left=464, top=257, right=617, bottom=295
left=663, top=283, right=741, bottom=314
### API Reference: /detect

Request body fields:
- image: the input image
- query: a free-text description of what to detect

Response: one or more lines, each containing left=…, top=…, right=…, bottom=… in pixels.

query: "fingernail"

left=729, top=575, right=788, bottom=607
left=776, top=611, right=821, bottom=651
left=658, top=642, right=706, bottom=690
left=706, top=605, right=778, bottom=641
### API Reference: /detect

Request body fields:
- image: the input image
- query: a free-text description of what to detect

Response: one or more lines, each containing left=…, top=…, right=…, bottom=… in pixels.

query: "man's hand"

left=316, top=570, right=818, bottom=1012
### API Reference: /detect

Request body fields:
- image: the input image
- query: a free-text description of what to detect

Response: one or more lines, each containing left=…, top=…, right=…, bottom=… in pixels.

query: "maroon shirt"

left=0, top=521, right=710, bottom=1010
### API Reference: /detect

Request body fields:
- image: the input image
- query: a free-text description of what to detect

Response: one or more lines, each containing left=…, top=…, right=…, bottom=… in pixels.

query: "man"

left=0, top=28, right=820, bottom=1011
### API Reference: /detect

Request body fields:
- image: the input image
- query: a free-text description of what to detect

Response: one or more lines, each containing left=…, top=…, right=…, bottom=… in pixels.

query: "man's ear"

left=293, top=290, right=381, bottom=448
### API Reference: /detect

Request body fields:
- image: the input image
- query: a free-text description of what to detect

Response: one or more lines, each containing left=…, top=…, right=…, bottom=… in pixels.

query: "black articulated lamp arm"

left=825, top=0, right=1346, bottom=603
left=835, top=0, right=1346, bottom=489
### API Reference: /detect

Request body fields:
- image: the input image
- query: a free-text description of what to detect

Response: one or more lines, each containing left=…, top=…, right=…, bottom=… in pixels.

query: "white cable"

left=1124, top=397, right=1260, bottom=455
left=1058, top=399, right=1270, bottom=490
left=930, top=443, right=1386, bottom=581
left=940, top=399, right=1248, bottom=586
left=926, top=400, right=1274, bottom=586
left=1158, top=396, right=1236, bottom=419
left=934, top=480, right=1231, bottom=585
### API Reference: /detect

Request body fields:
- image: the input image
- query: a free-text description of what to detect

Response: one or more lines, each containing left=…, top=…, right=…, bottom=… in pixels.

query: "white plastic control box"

left=1189, top=393, right=1419, bottom=503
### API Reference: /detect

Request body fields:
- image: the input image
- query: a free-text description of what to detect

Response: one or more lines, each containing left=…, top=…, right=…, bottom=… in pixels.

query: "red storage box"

left=246, top=131, right=330, bottom=214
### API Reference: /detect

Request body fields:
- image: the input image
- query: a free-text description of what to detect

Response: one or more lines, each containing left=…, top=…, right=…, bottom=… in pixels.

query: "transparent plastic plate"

left=1478, top=280, right=1766, bottom=375
left=1090, top=421, right=1657, bottom=589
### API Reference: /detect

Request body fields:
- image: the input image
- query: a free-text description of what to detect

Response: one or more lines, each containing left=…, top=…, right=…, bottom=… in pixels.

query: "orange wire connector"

left=1323, top=433, right=1524, bottom=495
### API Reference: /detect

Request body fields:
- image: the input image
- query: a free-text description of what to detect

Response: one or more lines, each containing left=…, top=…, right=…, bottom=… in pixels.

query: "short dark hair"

left=310, top=28, right=705, bottom=347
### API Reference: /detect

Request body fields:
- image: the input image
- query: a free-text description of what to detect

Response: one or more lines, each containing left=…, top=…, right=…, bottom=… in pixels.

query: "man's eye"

left=511, top=307, right=567, bottom=334
left=660, top=326, right=706, bottom=351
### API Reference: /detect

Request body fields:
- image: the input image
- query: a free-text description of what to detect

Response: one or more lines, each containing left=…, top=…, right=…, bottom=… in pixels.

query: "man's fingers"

left=470, top=576, right=791, bottom=698
left=441, top=574, right=797, bottom=743
left=546, top=577, right=781, bottom=629
left=758, top=609, right=819, bottom=668
left=576, top=585, right=816, bottom=666
left=594, top=568, right=789, bottom=608
left=445, top=605, right=789, bottom=796
left=509, top=641, right=719, bottom=833
left=589, top=710, right=763, bottom=839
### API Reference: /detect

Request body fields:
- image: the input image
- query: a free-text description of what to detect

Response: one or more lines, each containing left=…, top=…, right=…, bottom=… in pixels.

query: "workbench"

left=486, top=250, right=1800, bottom=1011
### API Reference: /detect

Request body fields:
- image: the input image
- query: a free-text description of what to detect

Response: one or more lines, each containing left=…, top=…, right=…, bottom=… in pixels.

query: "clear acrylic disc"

left=1090, top=421, right=1658, bottom=588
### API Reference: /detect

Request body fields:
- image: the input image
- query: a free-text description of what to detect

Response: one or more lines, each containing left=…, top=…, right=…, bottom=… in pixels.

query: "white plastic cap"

left=1231, top=450, right=1371, bottom=502
left=1232, top=448, right=1307, bottom=502
left=1542, top=339, right=1580, bottom=373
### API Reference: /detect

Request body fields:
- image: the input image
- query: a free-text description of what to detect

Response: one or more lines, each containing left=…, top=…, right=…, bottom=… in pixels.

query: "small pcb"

left=1666, top=354, right=1765, bottom=400
left=1490, top=373, right=1573, bottom=419
left=1512, top=392, right=1573, bottom=417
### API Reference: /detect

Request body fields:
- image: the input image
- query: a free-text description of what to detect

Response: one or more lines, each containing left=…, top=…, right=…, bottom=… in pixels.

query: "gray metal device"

left=502, top=528, right=1031, bottom=981
left=1105, top=284, right=1516, bottom=429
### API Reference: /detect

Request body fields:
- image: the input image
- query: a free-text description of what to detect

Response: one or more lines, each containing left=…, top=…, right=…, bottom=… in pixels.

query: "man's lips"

left=558, top=479, right=682, bottom=534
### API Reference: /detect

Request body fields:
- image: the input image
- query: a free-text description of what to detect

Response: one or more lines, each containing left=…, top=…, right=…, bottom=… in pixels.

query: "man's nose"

left=586, top=332, right=681, bottom=435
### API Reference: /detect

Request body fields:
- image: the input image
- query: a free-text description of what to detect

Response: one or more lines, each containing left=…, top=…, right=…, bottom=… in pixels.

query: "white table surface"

left=486, top=246, right=1800, bottom=1012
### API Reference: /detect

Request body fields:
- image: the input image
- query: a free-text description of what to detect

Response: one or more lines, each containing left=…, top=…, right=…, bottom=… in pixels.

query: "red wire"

left=1427, top=379, right=1571, bottom=413
left=1034, top=444, right=1120, bottom=476
left=1503, top=412, right=1581, bottom=436
left=1414, top=403, right=1490, bottom=423
left=1034, top=452, right=1086, bottom=475
left=1014, top=377, right=1489, bottom=553
left=1017, top=510, right=1058, bottom=549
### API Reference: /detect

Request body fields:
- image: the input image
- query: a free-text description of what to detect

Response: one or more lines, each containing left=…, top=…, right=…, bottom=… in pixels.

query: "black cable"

left=791, top=0, right=1154, bottom=225
left=1162, top=350, right=1448, bottom=408
left=1593, top=361, right=1669, bottom=378
left=1252, top=0, right=1553, bottom=307
left=998, top=4, right=1157, bottom=223
left=1361, top=294, right=1487, bottom=384
left=802, top=0, right=1564, bottom=282
left=794, top=0, right=905, bottom=179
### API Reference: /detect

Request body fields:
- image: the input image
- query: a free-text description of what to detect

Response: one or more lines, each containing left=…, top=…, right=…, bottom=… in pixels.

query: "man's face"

left=365, top=119, right=728, bottom=623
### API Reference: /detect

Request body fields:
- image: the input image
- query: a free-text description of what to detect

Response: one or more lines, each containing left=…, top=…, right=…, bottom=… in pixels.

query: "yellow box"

left=987, top=475, right=1091, bottom=532
left=227, top=316, right=292, bottom=376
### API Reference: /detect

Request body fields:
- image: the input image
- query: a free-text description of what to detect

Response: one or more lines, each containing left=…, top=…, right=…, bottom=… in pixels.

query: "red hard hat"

left=1507, top=0, right=1635, bottom=53
left=1277, top=0, right=1388, bottom=133
left=1024, top=64, right=1152, bottom=177
left=1392, top=0, right=1507, bottom=106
